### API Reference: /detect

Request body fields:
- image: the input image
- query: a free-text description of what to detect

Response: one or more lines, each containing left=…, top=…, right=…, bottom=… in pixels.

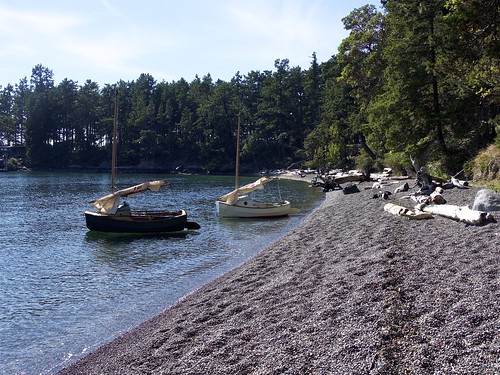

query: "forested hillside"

left=0, top=0, right=498, bottom=176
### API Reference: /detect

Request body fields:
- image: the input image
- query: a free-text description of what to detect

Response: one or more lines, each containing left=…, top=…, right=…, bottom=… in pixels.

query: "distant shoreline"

left=11, top=166, right=286, bottom=176
left=6, top=166, right=320, bottom=181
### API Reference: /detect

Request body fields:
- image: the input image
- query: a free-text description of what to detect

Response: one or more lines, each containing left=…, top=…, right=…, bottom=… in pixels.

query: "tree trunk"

left=429, top=15, right=447, bottom=154
left=358, top=132, right=377, bottom=160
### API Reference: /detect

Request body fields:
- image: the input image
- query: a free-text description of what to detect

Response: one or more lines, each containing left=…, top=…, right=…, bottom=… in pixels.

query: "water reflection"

left=84, top=229, right=194, bottom=243
left=216, top=215, right=298, bottom=241
left=84, top=231, right=205, bottom=269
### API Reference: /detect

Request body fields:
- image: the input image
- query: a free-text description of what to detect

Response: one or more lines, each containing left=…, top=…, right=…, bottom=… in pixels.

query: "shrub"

left=466, top=144, right=500, bottom=191
left=471, top=144, right=499, bottom=180
left=383, top=152, right=411, bottom=175
left=7, top=157, right=23, bottom=171
left=355, top=151, right=375, bottom=176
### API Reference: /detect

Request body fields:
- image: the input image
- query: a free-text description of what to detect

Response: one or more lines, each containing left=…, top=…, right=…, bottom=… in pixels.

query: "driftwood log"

left=312, top=173, right=366, bottom=192
left=383, top=157, right=495, bottom=225
left=450, top=176, right=469, bottom=189
left=333, top=174, right=366, bottom=184
left=410, top=156, right=469, bottom=192
left=410, top=156, right=442, bottom=194
left=384, top=203, right=433, bottom=220
left=311, top=176, right=342, bottom=192
left=430, top=187, right=447, bottom=204
left=394, top=182, right=410, bottom=193
left=417, top=204, right=496, bottom=225
left=408, top=187, right=446, bottom=205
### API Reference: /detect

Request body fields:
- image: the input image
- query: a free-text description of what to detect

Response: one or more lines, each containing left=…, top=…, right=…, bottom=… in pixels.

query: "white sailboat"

left=216, top=114, right=292, bottom=218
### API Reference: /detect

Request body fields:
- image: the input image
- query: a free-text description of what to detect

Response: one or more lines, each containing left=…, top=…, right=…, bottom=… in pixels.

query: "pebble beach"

left=59, top=177, right=499, bottom=374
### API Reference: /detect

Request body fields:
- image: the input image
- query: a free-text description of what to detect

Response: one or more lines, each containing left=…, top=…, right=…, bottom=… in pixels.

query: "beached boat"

left=85, top=93, right=199, bottom=233
left=216, top=114, right=291, bottom=218
left=216, top=177, right=292, bottom=218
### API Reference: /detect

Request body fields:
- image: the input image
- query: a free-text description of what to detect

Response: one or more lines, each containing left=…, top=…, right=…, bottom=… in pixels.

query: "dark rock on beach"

left=59, top=182, right=499, bottom=374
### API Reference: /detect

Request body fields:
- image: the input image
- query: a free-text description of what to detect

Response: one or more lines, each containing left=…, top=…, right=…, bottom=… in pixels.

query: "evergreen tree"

left=74, top=80, right=103, bottom=165
left=338, top=5, right=384, bottom=161
left=26, top=64, right=55, bottom=167
left=51, top=78, right=78, bottom=167
left=13, top=78, right=29, bottom=145
left=0, top=84, right=15, bottom=145
left=440, top=0, right=499, bottom=149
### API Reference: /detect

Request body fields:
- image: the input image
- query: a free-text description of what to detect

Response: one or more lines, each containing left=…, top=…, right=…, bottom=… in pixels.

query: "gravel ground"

left=58, top=181, right=499, bottom=375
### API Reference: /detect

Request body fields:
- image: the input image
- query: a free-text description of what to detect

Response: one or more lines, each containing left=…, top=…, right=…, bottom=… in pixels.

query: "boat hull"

left=216, top=199, right=291, bottom=218
left=85, top=209, right=190, bottom=233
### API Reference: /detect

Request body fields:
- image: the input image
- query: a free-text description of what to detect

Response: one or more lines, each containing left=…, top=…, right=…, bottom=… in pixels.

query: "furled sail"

left=218, top=177, right=274, bottom=205
left=91, top=180, right=166, bottom=214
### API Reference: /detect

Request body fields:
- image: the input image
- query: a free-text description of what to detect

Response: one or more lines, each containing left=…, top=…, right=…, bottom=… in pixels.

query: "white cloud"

left=0, top=0, right=377, bottom=86
left=0, top=4, right=83, bottom=62
left=0, top=5, right=83, bottom=35
left=220, top=0, right=342, bottom=69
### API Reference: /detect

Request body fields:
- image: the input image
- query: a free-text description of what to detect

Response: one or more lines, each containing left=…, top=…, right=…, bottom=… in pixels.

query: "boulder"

left=472, top=189, right=500, bottom=212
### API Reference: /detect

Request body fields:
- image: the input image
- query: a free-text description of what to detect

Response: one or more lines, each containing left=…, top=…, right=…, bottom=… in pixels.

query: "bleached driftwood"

left=450, top=176, right=470, bottom=189
left=394, top=182, right=409, bottom=194
left=405, top=182, right=446, bottom=204
left=371, top=175, right=411, bottom=181
left=410, top=156, right=435, bottom=194
left=430, top=187, right=447, bottom=204
left=410, top=194, right=431, bottom=204
left=410, top=155, right=450, bottom=193
left=311, top=175, right=342, bottom=192
left=384, top=203, right=433, bottom=220
left=368, top=180, right=403, bottom=191
left=373, top=190, right=392, bottom=199
left=333, top=174, right=365, bottom=184
left=419, top=204, right=496, bottom=225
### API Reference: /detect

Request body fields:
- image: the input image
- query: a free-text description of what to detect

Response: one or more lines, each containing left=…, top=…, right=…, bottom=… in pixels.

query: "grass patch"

left=466, top=144, right=500, bottom=191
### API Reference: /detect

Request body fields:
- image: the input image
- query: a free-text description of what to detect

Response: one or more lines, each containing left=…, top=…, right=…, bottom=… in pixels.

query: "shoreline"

left=59, top=181, right=499, bottom=374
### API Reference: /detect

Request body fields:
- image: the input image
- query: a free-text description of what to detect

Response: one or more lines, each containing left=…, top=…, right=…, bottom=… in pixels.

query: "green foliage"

left=383, top=151, right=412, bottom=175
left=7, top=157, right=23, bottom=170
left=354, top=151, right=376, bottom=176
left=467, top=144, right=500, bottom=182
left=426, top=160, right=453, bottom=181
left=338, top=4, right=385, bottom=109
left=1, top=0, right=497, bottom=176
left=304, top=120, right=350, bottom=170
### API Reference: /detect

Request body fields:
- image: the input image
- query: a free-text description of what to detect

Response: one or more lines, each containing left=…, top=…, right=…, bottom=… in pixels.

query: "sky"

left=0, top=0, right=380, bottom=88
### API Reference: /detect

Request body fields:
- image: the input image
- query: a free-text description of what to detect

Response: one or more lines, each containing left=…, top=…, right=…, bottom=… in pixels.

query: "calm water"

left=0, top=171, right=323, bottom=374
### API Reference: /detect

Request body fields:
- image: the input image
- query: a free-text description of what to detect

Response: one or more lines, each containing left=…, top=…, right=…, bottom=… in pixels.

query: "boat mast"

left=235, top=113, right=241, bottom=190
left=111, top=90, right=118, bottom=193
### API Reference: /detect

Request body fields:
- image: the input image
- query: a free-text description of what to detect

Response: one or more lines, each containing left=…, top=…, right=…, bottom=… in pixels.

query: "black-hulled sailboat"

left=85, top=93, right=199, bottom=233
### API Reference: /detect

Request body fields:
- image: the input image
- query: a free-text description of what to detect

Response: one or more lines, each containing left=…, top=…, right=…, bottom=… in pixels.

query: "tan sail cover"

left=218, top=177, right=274, bottom=205
left=91, top=180, right=166, bottom=214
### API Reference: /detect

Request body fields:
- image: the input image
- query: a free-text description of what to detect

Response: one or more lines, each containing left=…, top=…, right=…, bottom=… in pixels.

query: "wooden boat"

left=85, top=93, right=199, bottom=233
left=85, top=180, right=200, bottom=233
left=85, top=208, right=192, bottom=233
left=216, top=114, right=291, bottom=218
left=216, top=183, right=292, bottom=218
